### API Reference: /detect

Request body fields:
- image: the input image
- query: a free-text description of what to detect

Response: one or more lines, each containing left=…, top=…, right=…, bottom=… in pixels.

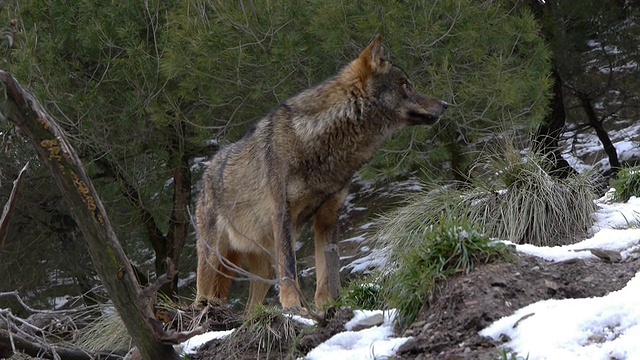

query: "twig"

left=0, top=308, right=64, bottom=360
left=0, top=291, right=96, bottom=315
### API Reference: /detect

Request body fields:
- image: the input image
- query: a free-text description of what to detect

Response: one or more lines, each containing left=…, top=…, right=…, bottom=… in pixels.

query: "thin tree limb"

left=0, top=161, right=28, bottom=264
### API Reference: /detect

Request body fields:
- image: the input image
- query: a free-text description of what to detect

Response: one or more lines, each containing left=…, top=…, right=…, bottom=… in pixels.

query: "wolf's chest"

left=285, top=175, right=348, bottom=224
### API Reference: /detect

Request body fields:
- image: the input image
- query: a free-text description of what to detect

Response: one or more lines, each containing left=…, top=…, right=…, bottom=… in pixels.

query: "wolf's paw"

left=283, top=305, right=308, bottom=317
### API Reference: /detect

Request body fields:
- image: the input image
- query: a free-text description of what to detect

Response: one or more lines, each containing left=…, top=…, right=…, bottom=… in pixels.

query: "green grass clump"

left=339, top=280, right=384, bottom=310
left=495, top=348, right=529, bottom=360
left=381, top=214, right=511, bottom=328
left=374, top=138, right=598, bottom=328
left=612, top=166, right=640, bottom=202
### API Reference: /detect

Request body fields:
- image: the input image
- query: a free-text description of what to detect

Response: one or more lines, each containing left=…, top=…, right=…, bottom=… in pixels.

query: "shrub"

left=374, top=138, right=598, bottom=327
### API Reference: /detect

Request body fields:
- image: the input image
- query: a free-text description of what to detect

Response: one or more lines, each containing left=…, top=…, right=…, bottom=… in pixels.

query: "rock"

left=589, top=248, right=622, bottom=263
left=588, top=334, right=607, bottom=343
left=350, top=313, right=384, bottom=331
left=443, top=354, right=465, bottom=360
left=544, top=279, right=560, bottom=292
left=422, top=322, right=433, bottom=332
left=413, top=320, right=427, bottom=329
left=490, top=278, right=508, bottom=287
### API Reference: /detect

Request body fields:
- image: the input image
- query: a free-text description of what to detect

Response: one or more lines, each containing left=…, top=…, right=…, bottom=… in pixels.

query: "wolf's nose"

left=440, top=101, right=449, bottom=110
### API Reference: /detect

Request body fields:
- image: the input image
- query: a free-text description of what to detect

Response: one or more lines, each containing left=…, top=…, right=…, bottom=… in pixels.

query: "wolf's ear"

left=357, top=35, right=383, bottom=81
left=357, top=34, right=384, bottom=71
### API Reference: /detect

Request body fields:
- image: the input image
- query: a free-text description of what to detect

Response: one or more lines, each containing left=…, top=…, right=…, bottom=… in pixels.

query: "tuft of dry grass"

left=74, top=307, right=131, bottom=352
left=204, top=305, right=306, bottom=360
left=73, top=295, right=197, bottom=353
left=376, top=139, right=597, bottom=248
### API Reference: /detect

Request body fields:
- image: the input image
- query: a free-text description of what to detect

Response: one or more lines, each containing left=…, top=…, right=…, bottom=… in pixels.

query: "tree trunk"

left=0, top=71, right=180, bottom=359
left=163, top=119, right=192, bottom=294
left=533, top=67, right=578, bottom=178
left=577, top=92, right=621, bottom=173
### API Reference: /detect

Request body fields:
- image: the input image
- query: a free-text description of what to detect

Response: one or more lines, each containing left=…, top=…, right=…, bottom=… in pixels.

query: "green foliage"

left=2, top=0, right=183, bottom=272
left=612, top=167, right=640, bottom=202
left=380, top=213, right=511, bottom=328
left=349, top=1, right=552, bottom=180
left=339, top=280, right=385, bottom=310
left=5, top=0, right=551, bottom=179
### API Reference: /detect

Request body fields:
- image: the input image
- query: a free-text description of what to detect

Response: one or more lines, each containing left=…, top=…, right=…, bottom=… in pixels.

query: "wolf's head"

left=349, top=35, right=447, bottom=127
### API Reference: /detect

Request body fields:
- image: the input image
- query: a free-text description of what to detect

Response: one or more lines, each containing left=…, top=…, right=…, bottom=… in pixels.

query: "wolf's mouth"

left=405, top=110, right=441, bottom=125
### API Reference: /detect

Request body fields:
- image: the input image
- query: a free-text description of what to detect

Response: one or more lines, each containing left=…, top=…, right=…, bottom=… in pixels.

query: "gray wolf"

left=195, top=35, right=447, bottom=310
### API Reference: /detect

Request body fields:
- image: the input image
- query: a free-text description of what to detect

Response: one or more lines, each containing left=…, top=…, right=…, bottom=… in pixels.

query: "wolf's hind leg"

left=196, top=232, right=241, bottom=304
left=245, top=250, right=275, bottom=311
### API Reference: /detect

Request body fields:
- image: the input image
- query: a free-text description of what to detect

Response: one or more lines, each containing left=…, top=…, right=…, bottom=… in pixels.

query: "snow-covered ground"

left=180, top=192, right=640, bottom=359
left=480, top=194, right=640, bottom=360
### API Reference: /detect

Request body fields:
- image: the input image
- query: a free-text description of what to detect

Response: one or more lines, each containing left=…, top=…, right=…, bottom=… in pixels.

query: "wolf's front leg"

left=313, top=188, right=348, bottom=308
left=273, top=209, right=302, bottom=309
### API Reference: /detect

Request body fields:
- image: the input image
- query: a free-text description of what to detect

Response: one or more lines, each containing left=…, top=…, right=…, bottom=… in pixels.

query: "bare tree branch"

left=0, top=161, right=28, bottom=264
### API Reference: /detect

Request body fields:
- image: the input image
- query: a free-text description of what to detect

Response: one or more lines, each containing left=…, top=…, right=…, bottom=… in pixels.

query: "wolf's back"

left=198, top=127, right=278, bottom=253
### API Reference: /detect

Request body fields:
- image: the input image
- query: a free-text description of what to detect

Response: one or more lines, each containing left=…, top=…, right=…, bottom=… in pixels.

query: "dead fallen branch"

left=0, top=291, right=127, bottom=359
left=0, top=329, right=125, bottom=360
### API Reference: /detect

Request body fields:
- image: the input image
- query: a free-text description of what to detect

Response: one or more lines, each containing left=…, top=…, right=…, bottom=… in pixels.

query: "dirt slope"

left=394, top=253, right=640, bottom=359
